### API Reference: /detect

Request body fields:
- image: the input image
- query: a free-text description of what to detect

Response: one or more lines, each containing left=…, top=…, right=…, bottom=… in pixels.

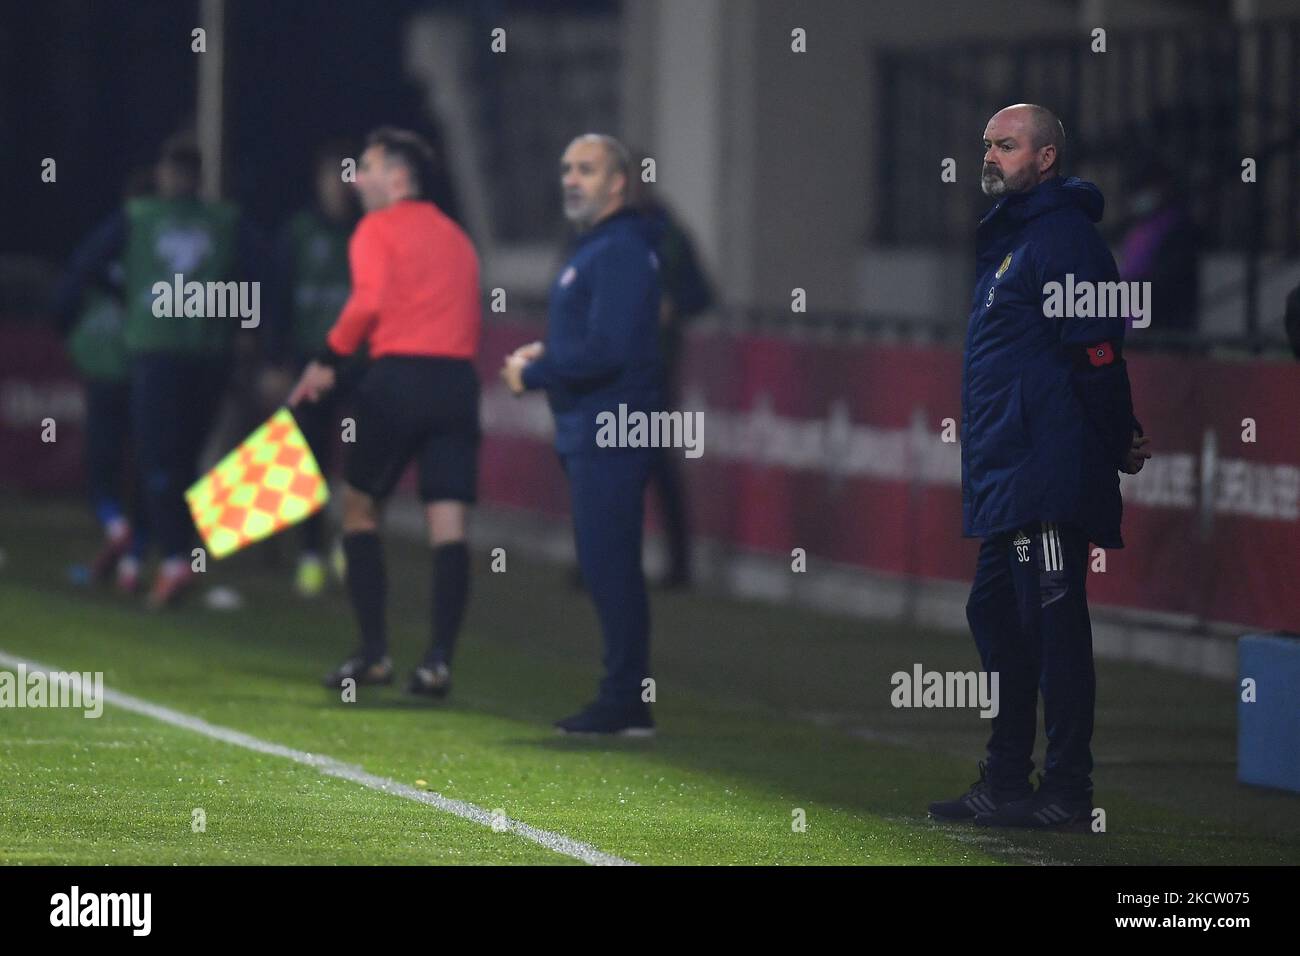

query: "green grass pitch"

left=1, top=497, right=1297, bottom=865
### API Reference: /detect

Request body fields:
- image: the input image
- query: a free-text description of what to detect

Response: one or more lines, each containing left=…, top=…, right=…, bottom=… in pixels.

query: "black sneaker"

left=322, top=652, right=393, bottom=689
left=407, top=661, right=452, bottom=698
left=928, top=761, right=1033, bottom=821
left=554, top=701, right=655, bottom=737
left=973, top=778, right=1092, bottom=829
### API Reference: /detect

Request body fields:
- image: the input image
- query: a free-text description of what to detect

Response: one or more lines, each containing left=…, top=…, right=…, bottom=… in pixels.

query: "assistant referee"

left=289, top=127, right=481, bottom=698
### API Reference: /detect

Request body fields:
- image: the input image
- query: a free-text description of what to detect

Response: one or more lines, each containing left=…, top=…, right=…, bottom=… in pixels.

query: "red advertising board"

left=471, top=321, right=1299, bottom=633
left=5, top=318, right=1297, bottom=632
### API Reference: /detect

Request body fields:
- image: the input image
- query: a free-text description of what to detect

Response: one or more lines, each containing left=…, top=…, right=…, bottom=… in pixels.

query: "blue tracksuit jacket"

left=962, top=176, right=1141, bottom=548
left=523, top=207, right=664, bottom=455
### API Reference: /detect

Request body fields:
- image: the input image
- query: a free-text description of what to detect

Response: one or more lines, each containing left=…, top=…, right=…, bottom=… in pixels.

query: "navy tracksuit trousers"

left=563, top=449, right=655, bottom=709
left=130, top=353, right=230, bottom=560
left=966, top=520, right=1096, bottom=796
left=84, top=378, right=148, bottom=555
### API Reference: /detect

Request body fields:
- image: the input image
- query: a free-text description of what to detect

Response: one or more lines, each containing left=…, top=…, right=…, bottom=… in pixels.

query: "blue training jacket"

left=523, top=207, right=664, bottom=456
left=962, top=175, right=1141, bottom=548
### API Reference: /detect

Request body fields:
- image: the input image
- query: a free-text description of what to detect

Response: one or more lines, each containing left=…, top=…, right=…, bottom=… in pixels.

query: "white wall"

left=622, top=0, right=1290, bottom=324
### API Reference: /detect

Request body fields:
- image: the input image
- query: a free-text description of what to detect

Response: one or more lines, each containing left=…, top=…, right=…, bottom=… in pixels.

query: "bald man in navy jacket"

left=929, top=105, right=1151, bottom=828
left=502, top=134, right=663, bottom=736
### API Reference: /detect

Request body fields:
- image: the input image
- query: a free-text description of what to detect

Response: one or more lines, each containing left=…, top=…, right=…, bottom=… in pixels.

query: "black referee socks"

left=429, top=541, right=470, bottom=667
left=342, top=533, right=467, bottom=667
left=343, top=531, right=387, bottom=659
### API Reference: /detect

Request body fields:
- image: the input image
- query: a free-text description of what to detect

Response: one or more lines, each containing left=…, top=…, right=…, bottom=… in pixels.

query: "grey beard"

left=563, top=203, right=591, bottom=227
left=982, top=166, right=1034, bottom=197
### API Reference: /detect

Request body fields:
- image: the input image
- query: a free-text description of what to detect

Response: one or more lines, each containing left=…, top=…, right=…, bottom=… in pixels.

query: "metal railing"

left=875, top=18, right=1300, bottom=252
left=874, top=16, right=1300, bottom=347
left=484, top=299, right=1295, bottom=360
left=467, top=10, right=622, bottom=243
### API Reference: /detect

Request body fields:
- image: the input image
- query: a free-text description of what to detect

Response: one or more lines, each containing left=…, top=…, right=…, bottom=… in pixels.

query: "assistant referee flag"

left=185, top=408, right=329, bottom=559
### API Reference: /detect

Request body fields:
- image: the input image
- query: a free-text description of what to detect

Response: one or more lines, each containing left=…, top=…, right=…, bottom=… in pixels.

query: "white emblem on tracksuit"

left=1014, top=531, right=1031, bottom=563
left=559, top=265, right=577, bottom=287
left=156, top=227, right=212, bottom=274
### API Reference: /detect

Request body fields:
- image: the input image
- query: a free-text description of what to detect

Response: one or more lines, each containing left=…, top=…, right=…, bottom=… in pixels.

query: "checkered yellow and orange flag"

left=185, top=407, right=330, bottom=559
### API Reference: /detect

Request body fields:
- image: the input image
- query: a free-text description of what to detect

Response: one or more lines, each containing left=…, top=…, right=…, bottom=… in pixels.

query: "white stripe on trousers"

left=1040, top=521, right=1062, bottom=572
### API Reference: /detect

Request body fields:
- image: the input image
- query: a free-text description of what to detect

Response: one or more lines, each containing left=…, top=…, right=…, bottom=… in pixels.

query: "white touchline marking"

left=0, top=650, right=634, bottom=866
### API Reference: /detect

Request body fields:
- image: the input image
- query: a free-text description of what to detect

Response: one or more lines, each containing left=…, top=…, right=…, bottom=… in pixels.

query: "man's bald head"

left=571, top=133, right=630, bottom=180
left=1006, top=104, right=1065, bottom=169
left=560, top=133, right=632, bottom=229
left=980, top=104, right=1065, bottom=198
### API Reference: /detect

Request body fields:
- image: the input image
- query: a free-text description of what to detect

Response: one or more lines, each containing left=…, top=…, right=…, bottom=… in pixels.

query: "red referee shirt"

left=326, top=199, right=480, bottom=360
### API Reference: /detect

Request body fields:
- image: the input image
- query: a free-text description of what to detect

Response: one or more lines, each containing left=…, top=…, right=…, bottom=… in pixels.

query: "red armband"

left=1085, top=341, right=1116, bottom=367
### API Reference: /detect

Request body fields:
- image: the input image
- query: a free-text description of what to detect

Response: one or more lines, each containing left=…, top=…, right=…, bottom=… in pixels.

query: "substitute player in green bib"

left=56, top=133, right=270, bottom=608
left=54, top=168, right=155, bottom=592
left=266, top=141, right=360, bottom=597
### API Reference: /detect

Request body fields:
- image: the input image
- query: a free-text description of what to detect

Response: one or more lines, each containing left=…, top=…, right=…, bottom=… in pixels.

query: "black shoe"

left=322, top=651, right=393, bottom=689
left=554, top=701, right=655, bottom=737
left=928, top=761, right=1032, bottom=822
left=407, top=661, right=452, bottom=698
left=972, top=777, right=1092, bottom=829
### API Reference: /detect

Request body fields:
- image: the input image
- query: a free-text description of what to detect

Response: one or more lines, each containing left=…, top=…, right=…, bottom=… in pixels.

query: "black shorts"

left=344, top=355, right=480, bottom=504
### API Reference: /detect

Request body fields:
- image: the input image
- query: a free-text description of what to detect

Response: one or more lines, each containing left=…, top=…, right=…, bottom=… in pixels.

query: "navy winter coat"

left=523, top=207, right=664, bottom=456
left=962, top=176, right=1141, bottom=548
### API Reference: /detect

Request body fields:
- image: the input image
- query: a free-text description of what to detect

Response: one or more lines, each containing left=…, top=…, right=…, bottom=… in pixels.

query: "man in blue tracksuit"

left=929, top=105, right=1151, bottom=827
left=502, top=133, right=662, bottom=736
